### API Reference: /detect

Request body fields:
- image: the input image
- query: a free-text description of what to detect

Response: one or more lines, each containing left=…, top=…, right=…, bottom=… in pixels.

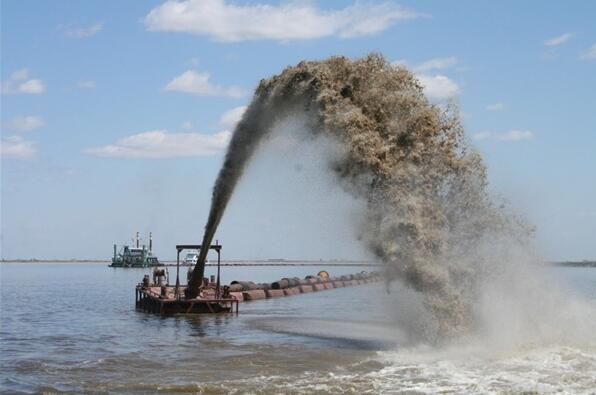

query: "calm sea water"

left=1, top=263, right=595, bottom=394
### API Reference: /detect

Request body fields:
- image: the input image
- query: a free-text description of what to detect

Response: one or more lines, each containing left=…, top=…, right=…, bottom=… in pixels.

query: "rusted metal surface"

left=135, top=284, right=239, bottom=315
left=243, top=290, right=267, bottom=300
left=271, top=279, right=289, bottom=289
left=283, top=287, right=301, bottom=296
left=299, top=285, right=314, bottom=293
left=265, top=289, right=285, bottom=298
left=229, top=284, right=244, bottom=292
left=229, top=292, right=244, bottom=301
left=231, top=281, right=259, bottom=291
left=286, top=277, right=301, bottom=287
left=136, top=269, right=381, bottom=315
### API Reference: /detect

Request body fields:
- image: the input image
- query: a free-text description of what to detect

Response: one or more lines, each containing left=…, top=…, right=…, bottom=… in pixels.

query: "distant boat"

left=109, top=232, right=159, bottom=268
left=183, top=251, right=209, bottom=265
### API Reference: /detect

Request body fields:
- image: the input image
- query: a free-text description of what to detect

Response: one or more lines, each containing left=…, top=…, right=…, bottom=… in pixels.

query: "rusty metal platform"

left=136, top=242, right=381, bottom=316
left=135, top=285, right=239, bottom=315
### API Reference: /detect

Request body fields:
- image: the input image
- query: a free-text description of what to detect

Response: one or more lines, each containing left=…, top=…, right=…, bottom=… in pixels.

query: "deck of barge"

left=136, top=242, right=381, bottom=316
left=135, top=285, right=239, bottom=315
left=136, top=271, right=381, bottom=316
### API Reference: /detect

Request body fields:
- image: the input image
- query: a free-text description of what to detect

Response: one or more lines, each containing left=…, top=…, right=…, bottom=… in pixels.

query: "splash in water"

left=187, top=54, right=531, bottom=339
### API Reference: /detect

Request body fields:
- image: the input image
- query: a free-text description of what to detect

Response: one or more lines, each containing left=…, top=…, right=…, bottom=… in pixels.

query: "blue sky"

left=1, top=0, right=595, bottom=261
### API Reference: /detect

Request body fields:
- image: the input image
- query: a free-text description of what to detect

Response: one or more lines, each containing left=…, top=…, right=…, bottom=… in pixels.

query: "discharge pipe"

left=185, top=242, right=211, bottom=298
left=185, top=92, right=292, bottom=299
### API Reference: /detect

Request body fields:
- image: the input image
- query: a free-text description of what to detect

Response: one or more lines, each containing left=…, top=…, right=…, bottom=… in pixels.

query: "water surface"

left=1, top=263, right=595, bottom=393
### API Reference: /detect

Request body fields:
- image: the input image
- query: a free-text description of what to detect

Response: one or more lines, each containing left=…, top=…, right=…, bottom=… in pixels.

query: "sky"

left=1, top=0, right=595, bottom=261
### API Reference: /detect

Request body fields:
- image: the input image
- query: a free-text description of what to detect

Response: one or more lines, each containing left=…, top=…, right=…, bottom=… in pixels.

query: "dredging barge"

left=136, top=242, right=381, bottom=316
left=136, top=243, right=238, bottom=314
left=111, top=232, right=159, bottom=268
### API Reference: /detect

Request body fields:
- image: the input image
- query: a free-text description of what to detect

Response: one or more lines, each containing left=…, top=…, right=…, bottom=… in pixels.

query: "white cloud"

left=9, top=115, right=46, bottom=132
left=18, top=79, right=45, bottom=94
left=77, top=80, right=96, bottom=89
left=164, top=70, right=245, bottom=97
left=544, top=33, right=573, bottom=46
left=1, top=136, right=37, bottom=158
left=473, top=130, right=534, bottom=141
left=181, top=121, right=193, bottom=130
left=145, top=0, right=422, bottom=42
left=486, top=102, right=504, bottom=112
left=63, top=22, right=103, bottom=38
left=83, top=130, right=231, bottom=158
left=219, top=105, right=247, bottom=127
left=416, top=74, right=459, bottom=99
left=414, top=57, right=458, bottom=72
left=580, top=43, right=596, bottom=60
left=1, top=69, right=45, bottom=94
left=392, top=57, right=460, bottom=99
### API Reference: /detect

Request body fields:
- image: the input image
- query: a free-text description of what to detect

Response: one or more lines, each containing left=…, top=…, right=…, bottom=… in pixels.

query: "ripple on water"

left=2, top=264, right=596, bottom=393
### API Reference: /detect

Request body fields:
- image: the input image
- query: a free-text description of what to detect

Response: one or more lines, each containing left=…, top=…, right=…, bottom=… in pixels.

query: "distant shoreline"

left=0, top=259, right=380, bottom=267
left=549, top=260, right=596, bottom=268
left=1, top=259, right=110, bottom=263
left=1, top=259, right=594, bottom=267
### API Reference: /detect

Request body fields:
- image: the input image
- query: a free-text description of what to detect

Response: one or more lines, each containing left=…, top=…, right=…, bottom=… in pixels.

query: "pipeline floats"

left=228, top=271, right=381, bottom=302
left=136, top=270, right=381, bottom=315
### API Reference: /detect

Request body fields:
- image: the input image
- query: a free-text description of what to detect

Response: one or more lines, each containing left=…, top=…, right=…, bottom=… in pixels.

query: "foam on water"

left=2, top=264, right=595, bottom=393
left=136, top=346, right=596, bottom=394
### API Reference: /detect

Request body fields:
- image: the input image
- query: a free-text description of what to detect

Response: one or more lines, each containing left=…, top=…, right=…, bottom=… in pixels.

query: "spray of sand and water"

left=188, top=54, right=595, bottom=343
